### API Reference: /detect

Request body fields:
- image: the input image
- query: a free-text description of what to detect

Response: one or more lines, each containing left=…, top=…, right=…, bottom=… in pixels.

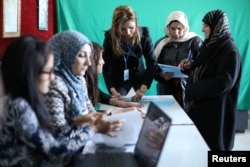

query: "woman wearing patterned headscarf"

left=45, top=30, right=124, bottom=164
left=154, top=11, right=203, bottom=108
left=185, top=10, right=242, bottom=151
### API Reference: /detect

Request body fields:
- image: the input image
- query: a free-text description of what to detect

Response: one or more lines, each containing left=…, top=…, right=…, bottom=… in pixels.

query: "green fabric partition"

left=56, top=0, right=250, bottom=110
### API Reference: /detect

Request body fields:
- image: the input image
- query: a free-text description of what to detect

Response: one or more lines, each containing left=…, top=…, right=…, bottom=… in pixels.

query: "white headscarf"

left=154, top=11, right=201, bottom=61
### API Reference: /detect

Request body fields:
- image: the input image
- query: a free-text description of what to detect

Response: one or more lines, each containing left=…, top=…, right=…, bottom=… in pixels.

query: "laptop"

left=73, top=102, right=172, bottom=167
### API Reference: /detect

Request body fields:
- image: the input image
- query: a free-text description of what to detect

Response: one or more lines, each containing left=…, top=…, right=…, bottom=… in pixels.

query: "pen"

left=184, top=50, right=192, bottom=64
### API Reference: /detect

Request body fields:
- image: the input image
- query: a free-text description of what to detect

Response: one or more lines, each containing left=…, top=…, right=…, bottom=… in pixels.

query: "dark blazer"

left=102, top=27, right=157, bottom=92
left=99, top=89, right=111, bottom=104
left=185, top=35, right=242, bottom=151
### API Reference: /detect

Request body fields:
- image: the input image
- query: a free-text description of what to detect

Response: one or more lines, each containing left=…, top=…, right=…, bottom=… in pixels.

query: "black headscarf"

left=202, top=9, right=230, bottom=47
left=189, top=10, right=231, bottom=83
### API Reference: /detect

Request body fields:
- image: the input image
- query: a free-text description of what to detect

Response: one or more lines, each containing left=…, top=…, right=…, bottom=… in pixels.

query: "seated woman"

left=85, top=41, right=142, bottom=109
left=0, top=36, right=99, bottom=166
left=45, top=30, right=124, bottom=159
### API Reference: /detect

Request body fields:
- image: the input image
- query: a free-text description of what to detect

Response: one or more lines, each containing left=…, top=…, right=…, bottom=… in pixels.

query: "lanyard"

left=124, top=46, right=132, bottom=69
left=121, top=39, right=132, bottom=69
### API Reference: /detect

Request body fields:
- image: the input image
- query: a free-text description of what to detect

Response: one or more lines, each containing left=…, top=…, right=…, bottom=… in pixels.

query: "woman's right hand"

left=90, top=113, right=124, bottom=137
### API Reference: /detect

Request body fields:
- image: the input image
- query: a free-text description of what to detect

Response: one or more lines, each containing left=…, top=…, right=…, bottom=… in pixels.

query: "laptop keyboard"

left=76, top=152, right=139, bottom=167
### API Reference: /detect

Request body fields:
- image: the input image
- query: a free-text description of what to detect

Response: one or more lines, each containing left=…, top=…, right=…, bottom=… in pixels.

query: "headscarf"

left=202, top=9, right=230, bottom=47
left=48, top=30, right=92, bottom=117
left=154, top=11, right=201, bottom=61
left=190, top=10, right=231, bottom=83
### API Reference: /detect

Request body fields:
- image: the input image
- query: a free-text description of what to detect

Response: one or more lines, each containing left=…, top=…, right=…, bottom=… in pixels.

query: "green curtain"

left=56, top=0, right=250, bottom=110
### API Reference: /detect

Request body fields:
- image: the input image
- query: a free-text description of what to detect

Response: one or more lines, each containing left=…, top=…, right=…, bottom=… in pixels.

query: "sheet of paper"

left=119, top=87, right=136, bottom=100
left=158, top=63, right=188, bottom=78
left=92, top=110, right=144, bottom=147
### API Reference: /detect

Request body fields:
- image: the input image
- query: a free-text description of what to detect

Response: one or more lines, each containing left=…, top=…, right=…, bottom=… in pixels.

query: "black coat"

left=185, top=35, right=242, bottom=151
left=102, top=27, right=157, bottom=93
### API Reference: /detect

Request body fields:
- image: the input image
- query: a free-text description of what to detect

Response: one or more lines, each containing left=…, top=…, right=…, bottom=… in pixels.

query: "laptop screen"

left=134, top=102, right=172, bottom=167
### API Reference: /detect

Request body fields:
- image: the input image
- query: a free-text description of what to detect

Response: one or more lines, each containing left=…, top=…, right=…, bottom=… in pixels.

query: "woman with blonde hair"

left=102, top=5, right=157, bottom=102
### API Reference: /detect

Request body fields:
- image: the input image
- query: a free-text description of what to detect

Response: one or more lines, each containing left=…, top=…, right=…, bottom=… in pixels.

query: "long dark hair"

left=1, top=36, right=53, bottom=131
left=85, top=42, right=104, bottom=106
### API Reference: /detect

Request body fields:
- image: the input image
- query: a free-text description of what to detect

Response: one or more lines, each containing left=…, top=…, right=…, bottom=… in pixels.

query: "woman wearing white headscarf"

left=185, top=10, right=241, bottom=151
left=154, top=11, right=203, bottom=108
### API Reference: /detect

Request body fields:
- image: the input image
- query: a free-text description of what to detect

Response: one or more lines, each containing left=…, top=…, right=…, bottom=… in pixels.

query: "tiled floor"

left=233, top=118, right=250, bottom=150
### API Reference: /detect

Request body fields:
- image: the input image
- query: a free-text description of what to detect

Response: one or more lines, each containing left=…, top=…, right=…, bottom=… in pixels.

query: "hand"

left=111, top=106, right=142, bottom=114
left=159, top=71, right=174, bottom=80
left=90, top=114, right=124, bottom=137
left=179, top=59, right=192, bottom=71
left=110, top=87, right=121, bottom=98
left=110, top=98, right=142, bottom=108
left=73, top=112, right=103, bottom=126
left=131, top=90, right=144, bottom=102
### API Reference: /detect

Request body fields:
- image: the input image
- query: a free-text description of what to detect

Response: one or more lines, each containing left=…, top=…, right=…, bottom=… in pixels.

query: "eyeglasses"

left=40, top=69, right=54, bottom=80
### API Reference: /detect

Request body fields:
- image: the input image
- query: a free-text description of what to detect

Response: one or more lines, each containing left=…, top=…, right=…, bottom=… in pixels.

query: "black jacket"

left=102, top=27, right=157, bottom=92
left=186, top=35, right=242, bottom=151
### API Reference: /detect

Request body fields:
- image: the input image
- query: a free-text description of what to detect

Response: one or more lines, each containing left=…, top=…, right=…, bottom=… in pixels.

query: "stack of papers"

left=158, top=63, right=188, bottom=78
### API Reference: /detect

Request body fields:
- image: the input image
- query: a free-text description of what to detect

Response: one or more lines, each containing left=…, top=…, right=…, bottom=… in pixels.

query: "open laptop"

left=73, top=102, right=172, bottom=167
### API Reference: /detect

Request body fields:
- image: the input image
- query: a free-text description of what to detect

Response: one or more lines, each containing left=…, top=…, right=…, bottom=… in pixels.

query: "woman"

left=45, top=30, right=123, bottom=159
left=102, top=5, right=157, bottom=102
left=85, top=41, right=142, bottom=108
left=185, top=10, right=242, bottom=151
left=0, top=36, right=92, bottom=166
left=154, top=11, right=203, bottom=108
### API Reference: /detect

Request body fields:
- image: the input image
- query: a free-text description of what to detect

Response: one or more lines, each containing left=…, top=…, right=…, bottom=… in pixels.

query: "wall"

left=56, top=0, right=250, bottom=110
left=0, top=0, right=57, bottom=60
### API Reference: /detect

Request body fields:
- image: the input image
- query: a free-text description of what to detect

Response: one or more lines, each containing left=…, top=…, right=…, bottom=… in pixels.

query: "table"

left=100, top=95, right=193, bottom=125
left=87, top=95, right=210, bottom=167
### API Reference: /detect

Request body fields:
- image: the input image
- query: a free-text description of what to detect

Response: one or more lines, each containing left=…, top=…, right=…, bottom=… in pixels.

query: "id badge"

left=124, top=69, right=129, bottom=81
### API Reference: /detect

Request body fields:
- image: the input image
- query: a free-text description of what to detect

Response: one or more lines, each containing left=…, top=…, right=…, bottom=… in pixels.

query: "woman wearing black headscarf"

left=184, top=10, right=242, bottom=151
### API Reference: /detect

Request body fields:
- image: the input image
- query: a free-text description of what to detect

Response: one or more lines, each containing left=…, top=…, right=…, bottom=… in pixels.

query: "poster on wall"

left=38, top=0, right=48, bottom=30
left=1, top=0, right=21, bottom=38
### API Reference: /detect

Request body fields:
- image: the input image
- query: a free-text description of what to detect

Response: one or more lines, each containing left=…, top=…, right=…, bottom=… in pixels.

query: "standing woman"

left=185, top=10, right=242, bottom=151
left=102, top=5, right=157, bottom=102
left=154, top=11, right=203, bottom=108
left=0, top=36, right=89, bottom=166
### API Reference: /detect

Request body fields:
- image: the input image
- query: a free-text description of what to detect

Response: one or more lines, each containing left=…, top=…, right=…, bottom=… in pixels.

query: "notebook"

left=73, top=102, right=172, bottom=167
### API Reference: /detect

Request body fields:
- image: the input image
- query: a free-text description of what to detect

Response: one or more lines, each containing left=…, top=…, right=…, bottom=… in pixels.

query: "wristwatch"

left=140, top=84, right=148, bottom=93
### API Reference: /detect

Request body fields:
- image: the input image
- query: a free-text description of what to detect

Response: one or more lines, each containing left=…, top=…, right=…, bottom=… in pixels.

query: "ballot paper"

left=158, top=63, right=188, bottom=78
left=92, top=110, right=144, bottom=147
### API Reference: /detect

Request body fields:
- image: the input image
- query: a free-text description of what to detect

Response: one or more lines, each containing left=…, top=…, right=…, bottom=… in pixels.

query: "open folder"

left=92, top=110, right=144, bottom=147
left=158, top=63, right=188, bottom=78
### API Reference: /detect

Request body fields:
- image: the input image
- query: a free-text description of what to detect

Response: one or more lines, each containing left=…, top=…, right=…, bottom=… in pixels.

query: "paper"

left=158, top=63, right=188, bottom=78
left=119, top=87, right=136, bottom=100
left=92, top=110, right=144, bottom=147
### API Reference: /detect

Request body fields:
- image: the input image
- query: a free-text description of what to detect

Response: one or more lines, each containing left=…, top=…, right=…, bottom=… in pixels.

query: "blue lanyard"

left=121, top=39, right=132, bottom=69
left=124, top=46, right=132, bottom=69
